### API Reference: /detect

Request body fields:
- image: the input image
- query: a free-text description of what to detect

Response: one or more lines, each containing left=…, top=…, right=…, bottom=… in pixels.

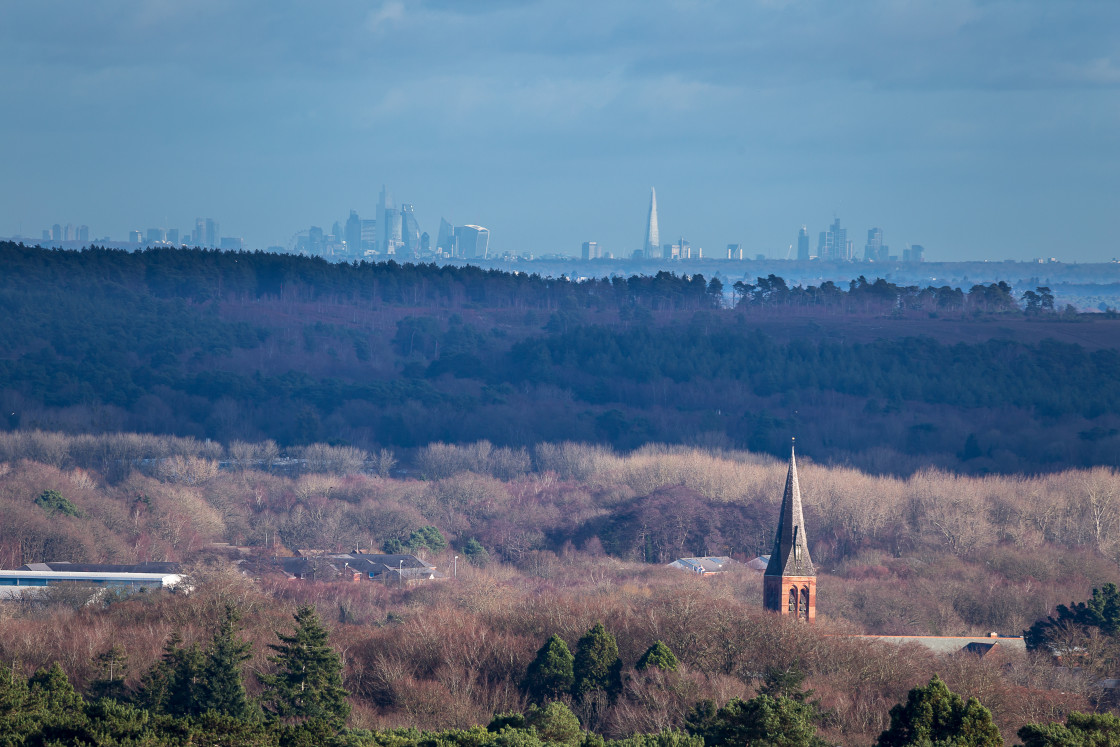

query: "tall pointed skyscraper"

left=763, top=439, right=816, bottom=621
left=643, top=187, right=659, bottom=258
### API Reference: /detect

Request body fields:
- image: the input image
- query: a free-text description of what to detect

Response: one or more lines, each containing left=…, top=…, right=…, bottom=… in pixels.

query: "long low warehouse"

left=0, top=568, right=184, bottom=598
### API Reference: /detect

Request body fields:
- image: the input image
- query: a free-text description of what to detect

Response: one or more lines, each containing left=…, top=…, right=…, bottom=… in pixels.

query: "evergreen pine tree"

left=524, top=634, right=575, bottom=703
left=572, top=622, right=622, bottom=701
left=197, top=605, right=254, bottom=719
left=525, top=701, right=583, bottom=746
left=1020, top=712, right=1120, bottom=747
left=89, top=646, right=129, bottom=702
left=693, top=694, right=827, bottom=747
left=135, top=633, right=205, bottom=718
left=636, top=641, right=679, bottom=672
left=27, top=662, right=84, bottom=715
left=877, top=675, right=1002, bottom=747
left=259, top=604, right=350, bottom=728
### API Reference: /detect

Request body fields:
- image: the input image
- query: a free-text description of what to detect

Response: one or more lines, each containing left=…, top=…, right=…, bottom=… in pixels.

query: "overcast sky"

left=2, top=0, right=1118, bottom=261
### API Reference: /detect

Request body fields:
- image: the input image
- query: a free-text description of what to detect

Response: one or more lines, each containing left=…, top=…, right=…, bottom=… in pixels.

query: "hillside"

left=2, top=241, right=1119, bottom=474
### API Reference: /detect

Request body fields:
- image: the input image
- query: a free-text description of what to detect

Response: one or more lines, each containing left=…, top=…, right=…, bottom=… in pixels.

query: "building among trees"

left=764, top=440, right=816, bottom=621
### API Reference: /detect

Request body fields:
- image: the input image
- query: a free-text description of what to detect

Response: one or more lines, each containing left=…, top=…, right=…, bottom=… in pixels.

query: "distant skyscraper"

left=581, top=241, right=600, bottom=260
left=436, top=218, right=455, bottom=255
left=128, top=230, right=142, bottom=243
left=166, top=228, right=178, bottom=245
left=797, top=226, right=810, bottom=260
left=192, top=218, right=205, bottom=246
left=419, top=232, right=430, bottom=254
left=345, top=210, right=361, bottom=254
left=455, top=225, right=489, bottom=258
left=818, top=218, right=847, bottom=261
left=905, top=244, right=925, bottom=263
left=400, top=204, right=420, bottom=256
left=643, top=187, right=659, bottom=258
left=360, top=219, right=377, bottom=252
left=382, top=209, right=402, bottom=254
left=78, top=225, right=90, bottom=243
left=864, top=228, right=886, bottom=262
left=204, top=218, right=219, bottom=248
left=51, top=224, right=61, bottom=242
left=146, top=228, right=165, bottom=245
left=377, top=185, right=394, bottom=253
left=308, top=226, right=323, bottom=255
left=727, top=244, right=743, bottom=260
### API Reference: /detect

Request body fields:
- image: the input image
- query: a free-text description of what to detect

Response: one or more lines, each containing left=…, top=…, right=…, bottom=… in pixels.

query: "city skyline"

left=18, top=201, right=936, bottom=265
left=2, top=2, right=1118, bottom=261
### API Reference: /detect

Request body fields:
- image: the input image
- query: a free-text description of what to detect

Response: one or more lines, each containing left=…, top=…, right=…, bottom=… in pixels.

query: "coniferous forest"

left=2, top=241, right=1119, bottom=474
left=3, top=242, right=1120, bottom=746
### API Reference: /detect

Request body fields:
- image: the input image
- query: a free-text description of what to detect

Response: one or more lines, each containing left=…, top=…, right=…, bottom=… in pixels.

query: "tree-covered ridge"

left=2, top=241, right=1119, bottom=472
left=508, top=325, right=1120, bottom=418
left=0, top=241, right=1079, bottom=314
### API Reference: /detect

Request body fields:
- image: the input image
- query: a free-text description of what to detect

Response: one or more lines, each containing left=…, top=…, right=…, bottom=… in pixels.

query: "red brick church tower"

left=764, top=440, right=816, bottom=622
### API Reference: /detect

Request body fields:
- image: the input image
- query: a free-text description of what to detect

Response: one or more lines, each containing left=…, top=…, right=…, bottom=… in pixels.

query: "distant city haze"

left=1, top=1, right=1118, bottom=262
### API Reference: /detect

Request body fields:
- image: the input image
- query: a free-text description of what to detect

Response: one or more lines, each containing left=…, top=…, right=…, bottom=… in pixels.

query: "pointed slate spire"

left=764, top=439, right=815, bottom=578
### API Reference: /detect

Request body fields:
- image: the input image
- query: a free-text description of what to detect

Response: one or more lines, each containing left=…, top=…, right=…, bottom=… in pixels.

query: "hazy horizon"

left=2, top=1, right=1118, bottom=261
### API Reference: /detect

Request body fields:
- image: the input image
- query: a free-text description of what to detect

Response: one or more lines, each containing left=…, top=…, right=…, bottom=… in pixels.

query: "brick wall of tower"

left=764, top=575, right=816, bottom=623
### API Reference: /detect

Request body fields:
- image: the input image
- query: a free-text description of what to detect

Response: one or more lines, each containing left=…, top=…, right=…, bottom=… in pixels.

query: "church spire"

left=763, top=439, right=817, bottom=621
left=765, top=439, right=815, bottom=578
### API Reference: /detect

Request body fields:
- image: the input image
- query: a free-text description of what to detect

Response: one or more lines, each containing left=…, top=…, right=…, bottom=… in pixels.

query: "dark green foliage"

left=635, top=641, right=678, bottom=673
left=89, top=645, right=129, bottom=701
left=133, top=610, right=254, bottom=720
left=1, top=241, right=1117, bottom=470
left=758, top=664, right=812, bottom=703
left=488, top=712, right=528, bottom=732
left=877, top=676, right=1002, bottom=747
left=197, top=604, right=255, bottom=719
left=27, top=662, right=84, bottom=715
left=260, top=604, right=351, bottom=727
left=572, top=623, right=622, bottom=701
left=463, top=538, right=490, bottom=567
left=34, top=488, right=81, bottom=517
left=687, top=694, right=826, bottom=747
left=1020, top=711, right=1120, bottom=747
left=381, top=537, right=405, bottom=554
left=408, top=525, right=447, bottom=553
left=1026, top=583, right=1120, bottom=652
left=525, top=701, right=583, bottom=746
left=136, top=633, right=206, bottom=718
left=683, top=699, right=719, bottom=737
left=524, top=634, right=575, bottom=703
left=605, top=731, right=703, bottom=747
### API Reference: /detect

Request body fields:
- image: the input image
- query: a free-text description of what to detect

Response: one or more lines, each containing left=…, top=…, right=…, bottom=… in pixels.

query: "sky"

left=1, top=0, right=1118, bottom=262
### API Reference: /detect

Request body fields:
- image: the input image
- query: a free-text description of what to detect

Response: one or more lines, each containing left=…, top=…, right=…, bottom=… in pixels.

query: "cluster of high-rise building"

left=42, top=223, right=91, bottom=243
left=27, top=189, right=928, bottom=265
left=37, top=217, right=238, bottom=249
left=579, top=189, right=925, bottom=264
left=293, top=186, right=488, bottom=261
left=796, top=219, right=923, bottom=263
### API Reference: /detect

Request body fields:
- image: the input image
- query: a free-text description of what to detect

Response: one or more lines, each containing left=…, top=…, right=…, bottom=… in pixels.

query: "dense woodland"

left=1, top=434, right=1120, bottom=744
left=3, top=243, right=1120, bottom=744
left=2, top=241, right=1119, bottom=474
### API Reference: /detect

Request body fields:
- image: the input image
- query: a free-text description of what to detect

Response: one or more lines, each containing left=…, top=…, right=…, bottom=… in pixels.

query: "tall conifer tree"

left=259, top=605, right=350, bottom=727
left=197, top=605, right=254, bottom=719
left=572, top=622, right=622, bottom=701
left=524, top=634, right=575, bottom=703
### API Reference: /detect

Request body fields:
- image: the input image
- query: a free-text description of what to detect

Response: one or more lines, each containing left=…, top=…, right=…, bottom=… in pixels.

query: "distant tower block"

left=763, top=440, right=816, bottom=622
left=643, top=187, right=659, bottom=258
